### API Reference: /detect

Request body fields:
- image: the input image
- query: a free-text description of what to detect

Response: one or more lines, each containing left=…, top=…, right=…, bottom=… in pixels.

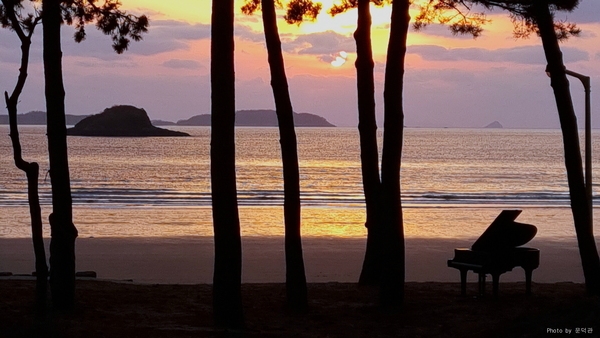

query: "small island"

left=484, top=121, right=503, bottom=129
left=67, top=105, right=190, bottom=137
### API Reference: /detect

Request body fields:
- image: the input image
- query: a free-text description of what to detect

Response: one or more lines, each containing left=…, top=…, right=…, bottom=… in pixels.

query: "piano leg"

left=478, top=273, right=486, bottom=296
left=460, top=269, right=468, bottom=296
left=492, top=273, right=500, bottom=298
left=524, top=268, right=533, bottom=295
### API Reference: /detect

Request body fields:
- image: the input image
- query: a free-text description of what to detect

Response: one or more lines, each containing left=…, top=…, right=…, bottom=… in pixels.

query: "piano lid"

left=471, top=209, right=537, bottom=252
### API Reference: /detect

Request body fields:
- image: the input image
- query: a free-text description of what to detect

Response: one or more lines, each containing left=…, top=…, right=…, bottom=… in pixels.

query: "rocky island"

left=67, top=105, right=189, bottom=137
left=484, top=121, right=503, bottom=129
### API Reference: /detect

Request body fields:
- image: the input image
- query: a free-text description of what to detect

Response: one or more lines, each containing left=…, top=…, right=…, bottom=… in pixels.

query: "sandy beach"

left=2, top=217, right=596, bottom=337
left=0, top=236, right=587, bottom=284
left=1, top=280, right=598, bottom=337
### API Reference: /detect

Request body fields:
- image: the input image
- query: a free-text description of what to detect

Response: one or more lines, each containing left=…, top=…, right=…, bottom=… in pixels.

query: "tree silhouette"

left=0, top=0, right=47, bottom=310
left=418, top=0, right=600, bottom=293
left=40, top=0, right=148, bottom=311
left=241, top=0, right=318, bottom=311
left=284, top=0, right=322, bottom=23
left=328, top=0, right=385, bottom=287
left=303, top=0, right=407, bottom=305
left=318, top=0, right=485, bottom=306
left=438, top=0, right=600, bottom=295
left=211, top=0, right=244, bottom=328
left=373, top=0, right=411, bottom=307
left=534, top=2, right=600, bottom=295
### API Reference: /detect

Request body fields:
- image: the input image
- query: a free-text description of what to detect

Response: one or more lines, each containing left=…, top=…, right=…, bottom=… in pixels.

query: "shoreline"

left=0, top=236, right=587, bottom=284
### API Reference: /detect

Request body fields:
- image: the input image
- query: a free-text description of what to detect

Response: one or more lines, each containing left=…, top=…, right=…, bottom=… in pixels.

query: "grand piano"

left=447, top=210, right=540, bottom=297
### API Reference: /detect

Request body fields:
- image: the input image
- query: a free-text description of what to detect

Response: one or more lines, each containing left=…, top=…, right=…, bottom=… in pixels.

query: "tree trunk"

left=42, top=0, right=78, bottom=312
left=260, top=0, right=308, bottom=311
left=2, top=0, right=48, bottom=310
left=534, top=2, right=600, bottom=295
left=379, top=0, right=410, bottom=307
left=211, top=0, right=244, bottom=328
left=7, top=102, right=47, bottom=308
left=355, top=0, right=384, bottom=286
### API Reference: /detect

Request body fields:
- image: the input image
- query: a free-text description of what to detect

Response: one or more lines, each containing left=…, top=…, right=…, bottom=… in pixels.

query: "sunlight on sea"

left=0, top=204, right=585, bottom=242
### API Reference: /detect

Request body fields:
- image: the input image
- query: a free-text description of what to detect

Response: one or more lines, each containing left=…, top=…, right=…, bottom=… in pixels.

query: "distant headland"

left=1, top=108, right=335, bottom=128
left=67, top=105, right=190, bottom=137
left=0, top=111, right=87, bottom=125
left=164, top=109, right=335, bottom=127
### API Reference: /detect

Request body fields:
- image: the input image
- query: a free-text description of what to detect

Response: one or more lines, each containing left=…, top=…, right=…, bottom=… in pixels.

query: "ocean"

left=0, top=126, right=598, bottom=241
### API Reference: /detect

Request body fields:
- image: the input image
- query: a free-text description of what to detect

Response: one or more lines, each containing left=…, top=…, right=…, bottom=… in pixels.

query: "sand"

left=1, top=280, right=599, bottom=337
left=1, top=236, right=598, bottom=337
left=0, top=236, right=587, bottom=284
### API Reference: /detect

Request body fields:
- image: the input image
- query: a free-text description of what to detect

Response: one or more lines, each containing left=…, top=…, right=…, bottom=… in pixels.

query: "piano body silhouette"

left=447, top=210, right=540, bottom=297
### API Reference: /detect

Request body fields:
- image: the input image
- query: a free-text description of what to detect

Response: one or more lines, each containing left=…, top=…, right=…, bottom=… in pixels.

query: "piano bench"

left=447, top=260, right=534, bottom=298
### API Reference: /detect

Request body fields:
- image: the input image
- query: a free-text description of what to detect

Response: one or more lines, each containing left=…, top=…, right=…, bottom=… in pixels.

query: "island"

left=151, top=119, right=177, bottom=126
left=484, top=121, right=503, bottom=129
left=0, top=111, right=88, bottom=125
left=176, top=109, right=335, bottom=127
left=67, top=105, right=190, bottom=137
left=3, top=108, right=335, bottom=129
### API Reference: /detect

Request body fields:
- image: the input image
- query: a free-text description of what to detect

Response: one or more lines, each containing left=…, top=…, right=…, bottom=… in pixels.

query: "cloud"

left=57, top=18, right=263, bottom=62
left=121, top=20, right=211, bottom=56
left=211, top=28, right=355, bottom=66
left=577, top=30, right=597, bottom=39
left=62, top=34, right=133, bottom=60
left=408, top=45, right=589, bottom=64
left=59, top=19, right=212, bottom=60
left=0, top=19, right=217, bottom=63
left=74, top=59, right=139, bottom=68
left=238, top=14, right=261, bottom=24
left=123, top=39, right=189, bottom=56
left=283, top=30, right=354, bottom=55
left=162, top=59, right=203, bottom=69
left=149, top=20, right=211, bottom=40
left=281, top=31, right=354, bottom=64
left=318, top=54, right=336, bottom=63
left=235, top=25, right=265, bottom=42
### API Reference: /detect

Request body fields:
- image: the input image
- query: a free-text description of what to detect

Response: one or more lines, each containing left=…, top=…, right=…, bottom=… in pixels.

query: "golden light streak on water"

left=0, top=205, right=583, bottom=241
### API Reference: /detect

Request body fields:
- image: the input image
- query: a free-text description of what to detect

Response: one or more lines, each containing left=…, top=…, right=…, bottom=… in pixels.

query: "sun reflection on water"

left=0, top=205, right=582, bottom=243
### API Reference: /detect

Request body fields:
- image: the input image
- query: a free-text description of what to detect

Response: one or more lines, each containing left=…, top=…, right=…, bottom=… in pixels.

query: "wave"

left=0, top=187, right=583, bottom=208
left=409, top=191, right=572, bottom=206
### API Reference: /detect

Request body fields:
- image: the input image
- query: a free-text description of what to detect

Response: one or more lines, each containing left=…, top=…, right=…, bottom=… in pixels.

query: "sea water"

left=0, top=125, right=598, bottom=240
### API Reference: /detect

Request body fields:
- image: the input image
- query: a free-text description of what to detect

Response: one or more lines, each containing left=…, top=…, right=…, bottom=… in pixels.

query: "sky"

left=0, top=0, right=599, bottom=128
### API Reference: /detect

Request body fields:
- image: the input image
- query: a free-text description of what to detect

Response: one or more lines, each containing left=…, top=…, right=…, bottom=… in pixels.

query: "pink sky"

left=0, top=0, right=599, bottom=128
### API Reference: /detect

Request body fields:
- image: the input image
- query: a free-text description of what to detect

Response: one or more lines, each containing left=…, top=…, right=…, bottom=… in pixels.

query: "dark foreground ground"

left=0, top=280, right=598, bottom=337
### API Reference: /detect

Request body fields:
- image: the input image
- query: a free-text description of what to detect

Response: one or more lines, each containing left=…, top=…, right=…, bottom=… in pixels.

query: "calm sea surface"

left=1, top=126, right=599, bottom=240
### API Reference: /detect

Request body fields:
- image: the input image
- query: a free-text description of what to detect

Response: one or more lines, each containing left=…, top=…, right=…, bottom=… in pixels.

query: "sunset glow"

left=0, top=0, right=598, bottom=129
